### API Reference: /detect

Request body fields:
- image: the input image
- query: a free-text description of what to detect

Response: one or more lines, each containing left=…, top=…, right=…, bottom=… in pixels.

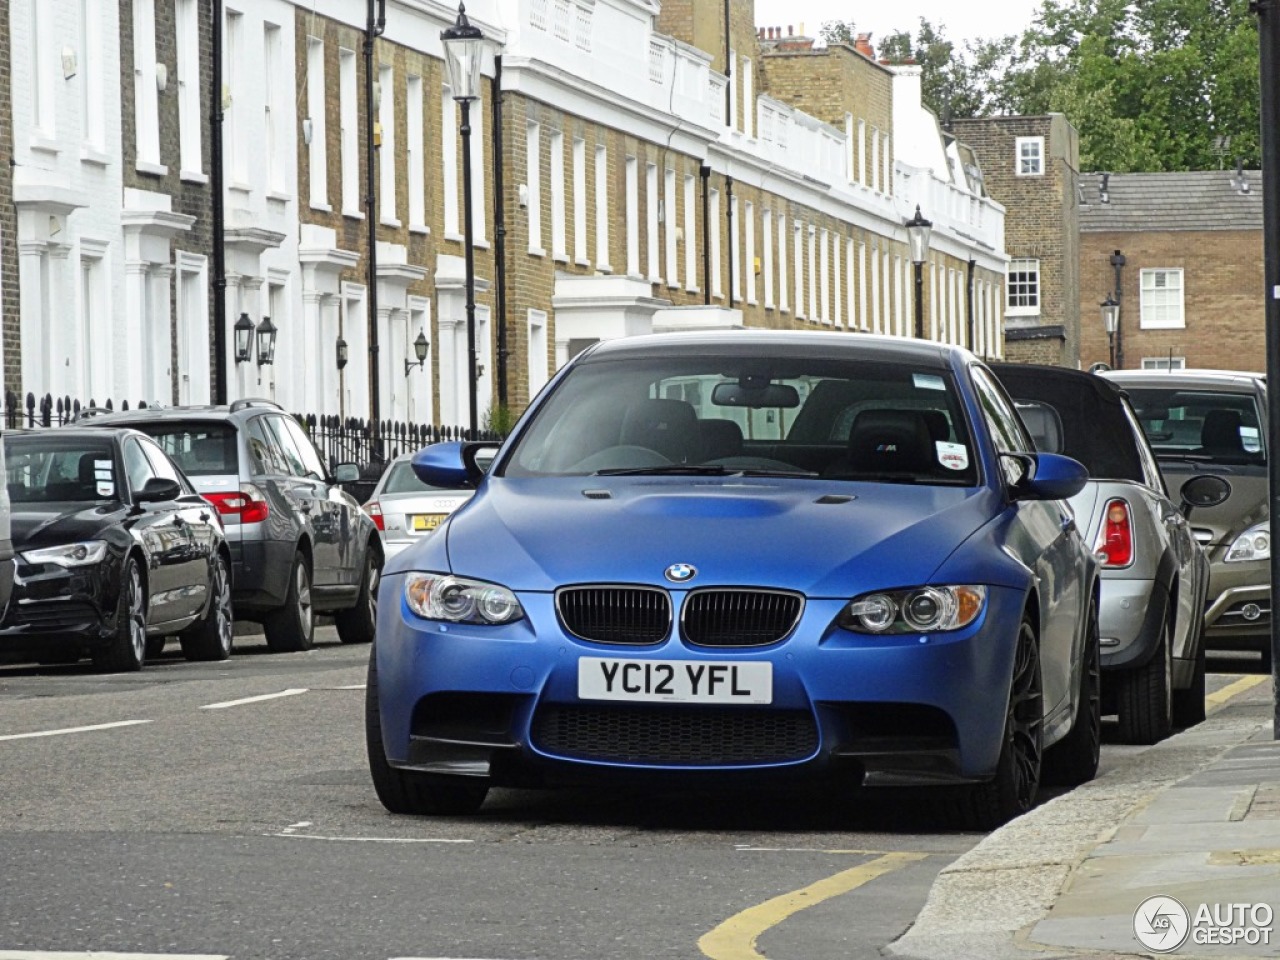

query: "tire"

left=1043, top=598, right=1101, bottom=787
left=365, top=649, right=489, bottom=816
left=335, top=546, right=380, bottom=645
left=1116, top=611, right=1173, bottom=745
left=145, top=637, right=166, bottom=661
left=950, top=612, right=1043, bottom=830
left=180, top=554, right=234, bottom=662
left=264, top=551, right=314, bottom=653
left=93, top=556, right=147, bottom=673
left=1172, top=623, right=1207, bottom=729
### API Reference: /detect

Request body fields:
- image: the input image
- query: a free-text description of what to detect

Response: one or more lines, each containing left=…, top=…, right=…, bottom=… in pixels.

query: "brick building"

left=1077, top=169, right=1265, bottom=373
left=951, top=114, right=1081, bottom=367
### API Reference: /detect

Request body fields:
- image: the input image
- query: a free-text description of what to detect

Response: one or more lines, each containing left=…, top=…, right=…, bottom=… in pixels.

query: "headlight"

left=1226, top=522, right=1270, bottom=563
left=403, top=573, right=524, bottom=625
left=838, top=585, right=987, bottom=634
left=21, top=540, right=108, bottom=567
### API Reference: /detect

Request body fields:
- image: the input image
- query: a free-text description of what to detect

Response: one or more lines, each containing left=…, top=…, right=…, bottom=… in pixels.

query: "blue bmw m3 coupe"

left=367, top=332, right=1102, bottom=828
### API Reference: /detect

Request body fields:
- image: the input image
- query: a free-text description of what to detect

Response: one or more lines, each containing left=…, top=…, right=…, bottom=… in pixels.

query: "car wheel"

left=1042, top=597, right=1101, bottom=787
left=365, top=648, right=489, bottom=816
left=264, top=551, right=314, bottom=653
left=180, top=554, right=234, bottom=662
left=1172, top=623, right=1207, bottom=729
left=93, top=557, right=146, bottom=673
left=1116, top=611, right=1173, bottom=745
left=335, top=546, right=380, bottom=645
left=950, top=612, right=1043, bottom=830
left=144, top=637, right=166, bottom=661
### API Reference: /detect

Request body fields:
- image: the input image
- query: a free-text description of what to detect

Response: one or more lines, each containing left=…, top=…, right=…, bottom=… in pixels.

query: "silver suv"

left=79, top=399, right=381, bottom=651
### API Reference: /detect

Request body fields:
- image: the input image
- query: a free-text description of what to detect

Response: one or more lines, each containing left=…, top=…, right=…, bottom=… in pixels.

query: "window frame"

left=1139, top=268, right=1186, bottom=329
left=1015, top=136, right=1045, bottom=177
left=1005, top=258, right=1041, bottom=317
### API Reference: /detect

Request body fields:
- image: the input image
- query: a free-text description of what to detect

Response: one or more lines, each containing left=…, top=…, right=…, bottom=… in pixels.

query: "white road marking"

left=199, top=688, right=308, bottom=710
left=0, top=952, right=228, bottom=959
left=267, top=831, right=474, bottom=844
left=0, top=720, right=153, bottom=742
left=330, top=683, right=366, bottom=690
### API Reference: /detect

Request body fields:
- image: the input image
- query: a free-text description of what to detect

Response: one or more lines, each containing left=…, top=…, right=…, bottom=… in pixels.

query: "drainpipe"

left=211, top=0, right=227, bottom=403
left=723, top=0, right=732, bottom=126
left=966, top=258, right=976, bottom=352
left=700, top=164, right=711, bottom=305
left=725, top=176, right=735, bottom=307
left=365, top=0, right=387, bottom=434
left=1110, top=249, right=1126, bottom=369
left=492, top=55, right=508, bottom=409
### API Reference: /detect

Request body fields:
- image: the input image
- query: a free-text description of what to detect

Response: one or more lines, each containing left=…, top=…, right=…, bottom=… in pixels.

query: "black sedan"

left=1, top=428, right=234, bottom=671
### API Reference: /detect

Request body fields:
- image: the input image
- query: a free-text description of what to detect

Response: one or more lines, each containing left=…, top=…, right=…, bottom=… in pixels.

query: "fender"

left=1102, top=550, right=1177, bottom=672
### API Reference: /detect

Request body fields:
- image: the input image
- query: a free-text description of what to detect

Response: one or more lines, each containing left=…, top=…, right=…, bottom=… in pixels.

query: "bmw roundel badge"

left=665, top=563, right=697, bottom=583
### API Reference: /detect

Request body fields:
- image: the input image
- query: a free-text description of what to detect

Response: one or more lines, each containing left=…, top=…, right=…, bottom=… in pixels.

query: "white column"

left=151, top=264, right=175, bottom=402
left=377, top=304, right=395, bottom=424
left=302, top=290, right=324, bottom=413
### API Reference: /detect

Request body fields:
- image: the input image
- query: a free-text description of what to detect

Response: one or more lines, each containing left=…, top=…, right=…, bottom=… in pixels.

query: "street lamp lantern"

left=905, top=205, right=933, bottom=265
left=233, top=312, right=255, bottom=363
left=441, top=4, right=484, bottom=102
left=442, top=2, right=485, bottom=434
left=405, top=330, right=430, bottom=375
left=905, top=206, right=932, bottom=339
left=255, top=315, right=278, bottom=367
left=336, top=335, right=349, bottom=371
left=1100, top=292, right=1120, bottom=369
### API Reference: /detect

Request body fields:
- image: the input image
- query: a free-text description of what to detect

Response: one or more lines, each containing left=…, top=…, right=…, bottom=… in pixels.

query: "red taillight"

left=1095, top=498, right=1133, bottom=567
left=202, top=484, right=269, bottom=525
left=365, top=501, right=385, bottom=531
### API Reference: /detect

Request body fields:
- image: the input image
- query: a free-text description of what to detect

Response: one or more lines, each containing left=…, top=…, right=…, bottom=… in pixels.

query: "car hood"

left=11, top=503, right=128, bottom=551
left=441, top=478, right=998, bottom=595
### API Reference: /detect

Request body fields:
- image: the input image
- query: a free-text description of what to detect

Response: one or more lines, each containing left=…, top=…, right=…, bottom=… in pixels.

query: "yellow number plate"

left=410, top=514, right=446, bottom=532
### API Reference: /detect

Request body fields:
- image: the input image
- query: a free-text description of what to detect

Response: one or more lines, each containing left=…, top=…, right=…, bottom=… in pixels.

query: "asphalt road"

left=0, top=631, right=1263, bottom=960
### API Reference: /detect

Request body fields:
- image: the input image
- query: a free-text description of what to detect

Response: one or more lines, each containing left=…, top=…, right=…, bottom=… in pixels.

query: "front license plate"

left=578, top=657, right=772, bottom=705
left=410, top=513, right=446, bottom=531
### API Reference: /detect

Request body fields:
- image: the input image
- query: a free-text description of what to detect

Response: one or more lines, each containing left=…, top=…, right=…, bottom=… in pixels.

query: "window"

left=1142, top=356, right=1187, bottom=370
left=573, top=138, right=587, bottom=264
left=306, top=36, right=328, bottom=208
left=729, top=195, right=740, bottom=302
left=442, top=86, right=460, bottom=236
left=528, top=309, right=550, bottom=398
left=1006, top=258, right=1040, bottom=315
left=646, top=162, right=659, bottom=281
left=1140, top=268, right=1185, bottom=328
left=883, top=134, right=892, bottom=195
left=407, top=76, right=426, bottom=229
left=339, top=50, right=358, bottom=215
left=744, top=202, right=756, bottom=305
left=30, top=0, right=54, bottom=137
left=225, top=10, right=246, bottom=182
left=871, top=128, right=880, bottom=192
left=762, top=210, right=774, bottom=308
left=728, top=47, right=737, bottom=129
left=857, top=119, right=866, bottom=185
left=683, top=173, right=696, bottom=290
left=264, top=23, right=286, bottom=194
left=551, top=132, right=567, bottom=260
left=133, top=0, right=161, bottom=168
left=174, top=0, right=199, bottom=172
left=664, top=168, right=677, bottom=285
left=793, top=221, right=804, bottom=318
left=808, top=226, right=818, bottom=323
left=1016, top=136, right=1044, bottom=176
left=625, top=156, right=640, bottom=277
left=123, top=438, right=158, bottom=494
left=742, top=57, right=754, bottom=138
left=526, top=122, right=542, bottom=253
left=777, top=214, right=788, bottom=312
left=379, top=65, right=397, bottom=224
left=595, top=144, right=610, bottom=270
left=139, top=437, right=187, bottom=489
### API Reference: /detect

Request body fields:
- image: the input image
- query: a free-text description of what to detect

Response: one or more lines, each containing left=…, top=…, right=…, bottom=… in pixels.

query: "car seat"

left=618, top=399, right=701, bottom=464
left=1199, top=410, right=1245, bottom=456
left=825, top=409, right=934, bottom=478
left=699, top=419, right=745, bottom=461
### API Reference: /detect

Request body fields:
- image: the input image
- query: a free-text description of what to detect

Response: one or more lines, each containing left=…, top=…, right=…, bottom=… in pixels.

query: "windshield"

left=131, top=422, right=239, bottom=476
left=502, top=354, right=979, bottom=485
left=5, top=435, right=119, bottom=504
left=381, top=459, right=460, bottom=494
left=1125, top=387, right=1266, bottom=466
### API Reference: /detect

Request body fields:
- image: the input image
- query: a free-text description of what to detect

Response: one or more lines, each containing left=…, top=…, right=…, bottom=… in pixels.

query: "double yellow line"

left=1205, top=673, right=1269, bottom=713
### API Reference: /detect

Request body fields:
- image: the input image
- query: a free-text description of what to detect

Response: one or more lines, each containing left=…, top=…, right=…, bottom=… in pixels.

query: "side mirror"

left=1179, top=474, right=1232, bottom=519
left=136, top=477, right=182, bottom=504
left=412, top=441, right=501, bottom=489
left=1010, top=452, right=1088, bottom=502
left=331, top=462, right=361, bottom=484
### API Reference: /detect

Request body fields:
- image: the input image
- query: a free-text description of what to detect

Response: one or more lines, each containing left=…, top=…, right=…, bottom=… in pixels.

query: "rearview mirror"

left=712, top=381, right=801, bottom=409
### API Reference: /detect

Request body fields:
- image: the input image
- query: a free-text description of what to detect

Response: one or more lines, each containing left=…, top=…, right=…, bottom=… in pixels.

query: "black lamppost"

left=405, top=330, right=430, bottom=375
left=233, top=312, right=255, bottom=363
left=442, top=4, right=484, bottom=435
left=1100, top=293, right=1120, bottom=369
left=905, top=206, right=933, bottom=340
left=255, top=316, right=278, bottom=367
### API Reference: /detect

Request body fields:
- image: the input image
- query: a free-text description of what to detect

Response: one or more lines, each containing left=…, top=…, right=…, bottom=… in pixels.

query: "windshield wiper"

left=593, top=465, right=739, bottom=476
left=1153, top=452, right=1213, bottom=462
left=739, top=468, right=820, bottom=478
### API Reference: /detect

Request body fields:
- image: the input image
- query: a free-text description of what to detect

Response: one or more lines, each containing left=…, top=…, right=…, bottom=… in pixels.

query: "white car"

left=364, top=453, right=472, bottom=563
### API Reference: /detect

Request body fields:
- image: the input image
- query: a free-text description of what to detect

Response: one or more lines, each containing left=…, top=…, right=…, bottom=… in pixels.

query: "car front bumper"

left=373, top=576, right=1029, bottom=788
left=0, top=560, right=119, bottom=654
left=1203, top=558, right=1270, bottom=651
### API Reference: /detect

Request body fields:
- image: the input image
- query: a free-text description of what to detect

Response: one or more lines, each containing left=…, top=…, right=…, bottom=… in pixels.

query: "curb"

left=886, top=699, right=1273, bottom=960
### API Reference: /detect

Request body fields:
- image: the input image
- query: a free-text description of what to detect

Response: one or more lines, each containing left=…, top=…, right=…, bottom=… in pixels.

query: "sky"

left=752, top=0, right=1044, bottom=47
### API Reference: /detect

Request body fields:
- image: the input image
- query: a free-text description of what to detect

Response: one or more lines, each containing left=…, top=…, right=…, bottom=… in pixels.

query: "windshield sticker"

left=936, top=441, right=969, bottom=471
left=96, top=481, right=115, bottom=497
left=913, top=374, right=945, bottom=392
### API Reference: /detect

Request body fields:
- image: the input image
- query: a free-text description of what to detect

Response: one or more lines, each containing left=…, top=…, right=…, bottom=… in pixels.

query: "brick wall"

left=0, top=0, right=16, bottom=394
left=1079, top=230, right=1265, bottom=372
left=952, top=115, right=1081, bottom=368
left=119, top=0, right=216, bottom=404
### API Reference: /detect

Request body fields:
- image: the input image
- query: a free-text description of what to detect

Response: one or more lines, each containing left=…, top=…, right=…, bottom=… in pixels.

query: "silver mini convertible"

left=993, top=363, right=1225, bottom=744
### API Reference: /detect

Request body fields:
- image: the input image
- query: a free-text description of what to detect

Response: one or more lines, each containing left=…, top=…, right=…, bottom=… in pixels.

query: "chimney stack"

left=854, top=32, right=875, bottom=59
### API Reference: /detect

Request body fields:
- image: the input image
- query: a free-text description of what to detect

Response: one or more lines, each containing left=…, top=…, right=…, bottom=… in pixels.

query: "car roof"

left=5, top=426, right=140, bottom=442
left=579, top=330, right=964, bottom=369
left=1102, top=368, right=1266, bottom=392
left=75, top=398, right=285, bottom=425
left=989, top=361, right=1127, bottom=403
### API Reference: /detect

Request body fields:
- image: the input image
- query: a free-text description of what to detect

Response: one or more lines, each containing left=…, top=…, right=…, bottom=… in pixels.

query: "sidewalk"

left=889, top=677, right=1280, bottom=960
